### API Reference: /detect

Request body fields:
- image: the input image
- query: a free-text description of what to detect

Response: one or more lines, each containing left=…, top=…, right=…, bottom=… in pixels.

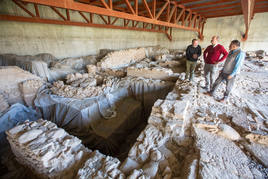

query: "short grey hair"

left=213, top=36, right=220, bottom=41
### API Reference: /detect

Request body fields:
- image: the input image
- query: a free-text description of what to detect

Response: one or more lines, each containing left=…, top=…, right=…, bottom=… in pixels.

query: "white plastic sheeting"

left=34, top=78, right=174, bottom=154
left=0, top=103, right=40, bottom=153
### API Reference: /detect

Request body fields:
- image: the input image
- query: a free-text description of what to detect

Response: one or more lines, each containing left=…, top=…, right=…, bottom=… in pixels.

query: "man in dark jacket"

left=185, top=39, right=202, bottom=81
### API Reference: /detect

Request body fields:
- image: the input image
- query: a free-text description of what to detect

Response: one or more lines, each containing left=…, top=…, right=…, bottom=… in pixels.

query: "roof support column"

left=241, top=0, right=255, bottom=41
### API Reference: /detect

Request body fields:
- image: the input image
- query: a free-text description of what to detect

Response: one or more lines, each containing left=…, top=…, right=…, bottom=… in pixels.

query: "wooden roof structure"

left=0, top=0, right=267, bottom=41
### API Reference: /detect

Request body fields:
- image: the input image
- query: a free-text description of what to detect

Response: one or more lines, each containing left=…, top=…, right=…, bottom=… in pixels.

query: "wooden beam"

left=193, top=2, right=240, bottom=12
left=34, top=4, right=39, bottom=17
left=173, top=6, right=177, bottom=23
left=90, top=13, right=93, bottom=23
left=176, top=8, right=185, bottom=23
left=166, top=2, right=170, bottom=21
left=50, top=7, right=67, bottom=21
left=124, top=0, right=135, bottom=14
left=99, top=14, right=108, bottom=24
left=79, top=11, right=90, bottom=23
left=134, top=0, right=138, bottom=15
left=142, top=0, right=153, bottom=19
left=200, top=6, right=241, bottom=15
left=20, top=0, right=203, bottom=35
left=168, top=4, right=177, bottom=22
left=182, top=10, right=186, bottom=25
left=186, top=0, right=236, bottom=9
left=111, top=17, right=119, bottom=25
left=188, top=11, right=192, bottom=26
left=241, top=0, right=255, bottom=41
left=190, top=13, right=197, bottom=27
left=0, top=14, right=166, bottom=34
left=109, top=0, right=112, bottom=9
left=66, top=9, right=70, bottom=20
left=12, top=0, right=35, bottom=17
left=180, top=0, right=202, bottom=3
left=185, top=10, right=191, bottom=22
left=153, top=0, right=156, bottom=18
left=100, top=0, right=110, bottom=9
left=206, top=7, right=267, bottom=18
left=205, top=11, right=239, bottom=18
left=156, top=1, right=169, bottom=19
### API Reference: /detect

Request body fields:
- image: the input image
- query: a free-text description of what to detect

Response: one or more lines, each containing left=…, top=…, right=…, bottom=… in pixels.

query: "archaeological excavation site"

left=0, top=0, right=268, bottom=178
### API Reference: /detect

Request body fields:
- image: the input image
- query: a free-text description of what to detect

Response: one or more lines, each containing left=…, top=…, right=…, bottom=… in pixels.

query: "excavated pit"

left=31, top=47, right=184, bottom=162
left=55, top=81, right=175, bottom=161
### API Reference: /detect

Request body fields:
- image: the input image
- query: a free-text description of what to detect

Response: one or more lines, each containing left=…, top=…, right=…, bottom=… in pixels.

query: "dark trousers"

left=210, top=72, right=236, bottom=98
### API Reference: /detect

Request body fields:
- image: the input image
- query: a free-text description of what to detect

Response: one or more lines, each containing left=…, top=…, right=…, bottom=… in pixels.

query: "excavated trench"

left=80, top=83, right=175, bottom=161
left=42, top=79, right=176, bottom=162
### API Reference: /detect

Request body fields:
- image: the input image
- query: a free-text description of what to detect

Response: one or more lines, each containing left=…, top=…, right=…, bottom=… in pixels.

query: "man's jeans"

left=204, top=63, right=217, bottom=90
left=210, top=72, right=236, bottom=98
left=185, top=60, right=197, bottom=81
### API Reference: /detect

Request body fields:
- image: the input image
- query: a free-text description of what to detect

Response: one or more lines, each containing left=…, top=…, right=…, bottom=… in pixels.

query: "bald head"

left=211, top=36, right=219, bottom=45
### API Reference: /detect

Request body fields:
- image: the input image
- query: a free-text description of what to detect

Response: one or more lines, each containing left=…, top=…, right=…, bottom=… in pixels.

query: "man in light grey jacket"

left=206, top=40, right=245, bottom=102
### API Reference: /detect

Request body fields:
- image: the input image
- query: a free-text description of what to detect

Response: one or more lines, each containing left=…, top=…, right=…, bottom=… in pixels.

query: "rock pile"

left=19, top=79, right=44, bottom=107
left=77, top=150, right=125, bottom=179
left=6, top=119, right=91, bottom=179
left=97, top=48, right=146, bottom=69
left=246, top=50, right=267, bottom=59
left=51, top=72, right=120, bottom=99
left=125, top=57, right=181, bottom=81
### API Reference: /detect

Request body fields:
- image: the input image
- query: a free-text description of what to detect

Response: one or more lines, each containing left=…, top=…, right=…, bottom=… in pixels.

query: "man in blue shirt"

left=206, top=40, right=245, bottom=102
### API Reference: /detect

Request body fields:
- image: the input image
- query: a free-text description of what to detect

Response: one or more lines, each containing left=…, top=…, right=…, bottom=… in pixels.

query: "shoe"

left=201, top=86, right=209, bottom=91
left=204, top=91, right=212, bottom=96
left=219, top=96, right=228, bottom=103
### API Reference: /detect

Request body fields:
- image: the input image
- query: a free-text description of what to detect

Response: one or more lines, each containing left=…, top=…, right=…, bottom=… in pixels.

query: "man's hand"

left=227, top=75, right=232, bottom=80
left=193, top=54, right=198, bottom=59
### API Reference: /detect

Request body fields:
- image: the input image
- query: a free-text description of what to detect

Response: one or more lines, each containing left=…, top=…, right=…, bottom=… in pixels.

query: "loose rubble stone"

left=97, top=48, right=146, bottom=69
left=246, top=51, right=257, bottom=58
left=101, top=68, right=127, bottom=78
left=77, top=150, right=125, bottom=179
left=86, top=64, right=97, bottom=74
left=19, top=79, right=44, bottom=107
left=194, top=123, right=241, bottom=141
left=151, top=99, right=189, bottom=121
left=51, top=73, right=119, bottom=99
left=256, top=50, right=265, bottom=59
left=246, top=133, right=268, bottom=146
left=6, top=119, right=91, bottom=179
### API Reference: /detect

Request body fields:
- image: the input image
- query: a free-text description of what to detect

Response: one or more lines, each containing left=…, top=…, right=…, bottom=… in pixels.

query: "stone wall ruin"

left=1, top=47, right=268, bottom=179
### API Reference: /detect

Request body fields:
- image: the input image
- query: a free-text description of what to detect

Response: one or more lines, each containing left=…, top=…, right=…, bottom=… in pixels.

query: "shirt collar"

left=213, top=44, right=218, bottom=48
left=231, top=48, right=241, bottom=54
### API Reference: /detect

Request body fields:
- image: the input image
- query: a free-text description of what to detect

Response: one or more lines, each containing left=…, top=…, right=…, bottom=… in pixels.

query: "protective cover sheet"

left=34, top=78, right=174, bottom=153
left=0, top=103, right=40, bottom=153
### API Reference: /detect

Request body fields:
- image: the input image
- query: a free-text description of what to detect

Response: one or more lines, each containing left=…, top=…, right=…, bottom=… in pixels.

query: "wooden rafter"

left=124, top=0, right=135, bottom=14
left=0, top=0, right=208, bottom=41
